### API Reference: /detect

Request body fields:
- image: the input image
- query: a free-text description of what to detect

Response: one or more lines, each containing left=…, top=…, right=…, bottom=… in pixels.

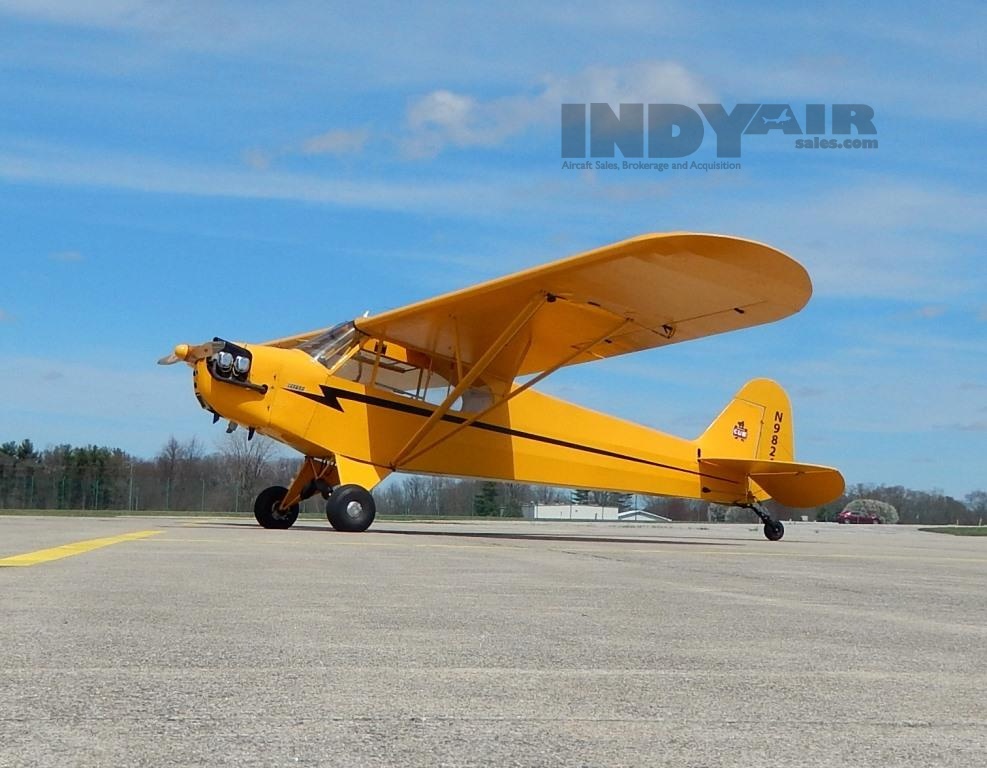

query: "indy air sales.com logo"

left=561, top=103, right=878, bottom=171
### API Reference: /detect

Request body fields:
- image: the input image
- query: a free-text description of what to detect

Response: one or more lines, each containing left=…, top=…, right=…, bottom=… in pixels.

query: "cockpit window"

left=297, top=321, right=359, bottom=367
left=301, top=321, right=492, bottom=412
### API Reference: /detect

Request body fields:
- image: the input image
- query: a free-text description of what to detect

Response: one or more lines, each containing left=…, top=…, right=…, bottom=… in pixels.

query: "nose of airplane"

left=187, top=339, right=275, bottom=431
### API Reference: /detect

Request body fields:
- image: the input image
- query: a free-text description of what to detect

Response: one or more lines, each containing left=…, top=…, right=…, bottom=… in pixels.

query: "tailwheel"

left=254, top=485, right=299, bottom=529
left=742, top=503, right=785, bottom=542
left=326, top=484, right=376, bottom=532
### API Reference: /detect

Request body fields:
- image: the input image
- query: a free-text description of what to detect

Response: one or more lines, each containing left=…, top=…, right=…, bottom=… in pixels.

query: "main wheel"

left=326, top=484, right=376, bottom=532
left=763, top=519, right=785, bottom=541
left=254, top=485, right=299, bottom=529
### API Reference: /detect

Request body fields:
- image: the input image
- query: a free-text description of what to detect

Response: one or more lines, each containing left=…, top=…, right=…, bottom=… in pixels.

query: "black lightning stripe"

left=290, top=384, right=735, bottom=482
left=294, top=386, right=344, bottom=411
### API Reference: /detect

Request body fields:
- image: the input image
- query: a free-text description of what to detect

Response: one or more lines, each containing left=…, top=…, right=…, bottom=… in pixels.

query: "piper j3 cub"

left=160, top=233, right=844, bottom=541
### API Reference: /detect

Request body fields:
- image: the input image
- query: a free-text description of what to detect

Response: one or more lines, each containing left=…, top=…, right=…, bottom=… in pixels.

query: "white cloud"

left=50, top=249, right=84, bottom=262
left=403, top=60, right=714, bottom=157
left=406, top=91, right=489, bottom=154
left=0, top=0, right=154, bottom=29
left=300, top=128, right=369, bottom=156
left=242, top=148, right=272, bottom=170
left=716, top=54, right=986, bottom=125
left=243, top=128, right=370, bottom=170
left=0, top=141, right=504, bottom=215
left=937, top=421, right=987, bottom=433
left=707, top=176, right=987, bottom=302
left=3, top=139, right=983, bottom=307
left=541, top=60, right=714, bottom=104
left=0, top=0, right=253, bottom=50
left=402, top=87, right=551, bottom=157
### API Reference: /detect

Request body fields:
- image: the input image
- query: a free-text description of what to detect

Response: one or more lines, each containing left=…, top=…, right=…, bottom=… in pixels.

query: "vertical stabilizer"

left=697, top=378, right=794, bottom=462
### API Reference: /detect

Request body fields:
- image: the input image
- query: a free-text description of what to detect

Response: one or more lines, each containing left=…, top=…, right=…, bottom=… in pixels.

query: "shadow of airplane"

left=185, top=520, right=740, bottom=547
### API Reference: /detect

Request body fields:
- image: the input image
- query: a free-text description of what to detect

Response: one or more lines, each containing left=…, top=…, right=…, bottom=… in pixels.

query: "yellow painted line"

left=0, top=530, right=163, bottom=567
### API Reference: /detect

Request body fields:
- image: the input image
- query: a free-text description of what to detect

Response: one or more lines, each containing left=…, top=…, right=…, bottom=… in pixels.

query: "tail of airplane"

left=698, top=378, right=794, bottom=462
left=697, top=379, right=844, bottom=507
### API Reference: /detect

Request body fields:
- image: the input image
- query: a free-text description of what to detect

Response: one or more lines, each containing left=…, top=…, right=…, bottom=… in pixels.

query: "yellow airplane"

left=160, top=233, right=844, bottom=541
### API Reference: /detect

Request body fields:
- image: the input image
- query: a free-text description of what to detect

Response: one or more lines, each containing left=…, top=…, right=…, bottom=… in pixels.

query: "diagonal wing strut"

left=388, top=292, right=548, bottom=468
left=395, top=314, right=632, bottom=469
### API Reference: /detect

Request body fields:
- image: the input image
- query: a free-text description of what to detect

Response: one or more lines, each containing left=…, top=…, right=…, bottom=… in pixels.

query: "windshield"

left=297, top=322, right=360, bottom=367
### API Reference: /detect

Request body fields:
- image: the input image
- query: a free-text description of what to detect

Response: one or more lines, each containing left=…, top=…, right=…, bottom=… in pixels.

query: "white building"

left=522, top=504, right=620, bottom=521
left=618, top=509, right=672, bottom=522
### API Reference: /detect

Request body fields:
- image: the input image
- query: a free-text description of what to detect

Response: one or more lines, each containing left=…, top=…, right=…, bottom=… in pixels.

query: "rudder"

left=697, top=378, right=794, bottom=462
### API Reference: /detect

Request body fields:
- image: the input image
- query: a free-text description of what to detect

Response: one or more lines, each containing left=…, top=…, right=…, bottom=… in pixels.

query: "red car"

left=837, top=509, right=881, bottom=524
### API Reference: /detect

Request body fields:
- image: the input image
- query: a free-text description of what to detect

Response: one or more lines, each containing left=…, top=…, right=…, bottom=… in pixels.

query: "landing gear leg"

left=743, top=503, right=785, bottom=542
left=284, top=457, right=339, bottom=507
left=252, top=457, right=339, bottom=529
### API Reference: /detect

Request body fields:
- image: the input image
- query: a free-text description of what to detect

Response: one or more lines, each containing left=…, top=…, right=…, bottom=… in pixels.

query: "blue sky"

left=0, top=1, right=984, bottom=497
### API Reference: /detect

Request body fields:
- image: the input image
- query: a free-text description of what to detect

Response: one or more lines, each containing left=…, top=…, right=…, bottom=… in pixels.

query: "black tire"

left=326, top=484, right=376, bottom=532
left=254, top=485, right=299, bottom=529
left=763, top=519, right=785, bottom=542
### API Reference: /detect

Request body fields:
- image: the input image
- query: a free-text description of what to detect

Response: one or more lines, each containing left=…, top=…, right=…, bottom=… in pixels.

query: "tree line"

left=0, top=435, right=287, bottom=514
left=1, top=436, right=984, bottom=525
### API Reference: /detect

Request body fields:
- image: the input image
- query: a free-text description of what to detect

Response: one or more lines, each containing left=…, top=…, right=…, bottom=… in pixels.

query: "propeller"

left=157, top=340, right=225, bottom=366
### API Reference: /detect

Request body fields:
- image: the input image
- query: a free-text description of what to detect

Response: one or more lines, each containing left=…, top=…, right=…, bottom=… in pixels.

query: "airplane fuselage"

left=192, top=342, right=755, bottom=505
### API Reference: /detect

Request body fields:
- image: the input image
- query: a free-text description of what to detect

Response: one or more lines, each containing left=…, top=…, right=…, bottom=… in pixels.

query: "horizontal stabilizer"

left=702, top=457, right=845, bottom=507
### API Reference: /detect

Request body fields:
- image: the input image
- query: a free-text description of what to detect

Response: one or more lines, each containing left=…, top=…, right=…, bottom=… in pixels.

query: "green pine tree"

left=473, top=481, right=499, bottom=516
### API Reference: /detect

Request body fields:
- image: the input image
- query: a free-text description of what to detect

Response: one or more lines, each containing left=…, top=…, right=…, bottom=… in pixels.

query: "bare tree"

left=402, top=475, right=436, bottom=515
left=156, top=436, right=207, bottom=510
left=217, top=432, right=280, bottom=513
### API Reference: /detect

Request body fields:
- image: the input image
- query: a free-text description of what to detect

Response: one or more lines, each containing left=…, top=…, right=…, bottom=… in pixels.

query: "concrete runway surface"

left=1, top=516, right=985, bottom=767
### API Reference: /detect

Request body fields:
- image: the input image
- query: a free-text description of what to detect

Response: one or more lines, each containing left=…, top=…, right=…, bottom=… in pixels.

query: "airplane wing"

left=263, top=233, right=810, bottom=381
left=352, top=232, right=810, bottom=381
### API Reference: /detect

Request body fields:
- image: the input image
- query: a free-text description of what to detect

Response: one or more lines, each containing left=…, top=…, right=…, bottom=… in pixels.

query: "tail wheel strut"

left=742, top=503, right=785, bottom=542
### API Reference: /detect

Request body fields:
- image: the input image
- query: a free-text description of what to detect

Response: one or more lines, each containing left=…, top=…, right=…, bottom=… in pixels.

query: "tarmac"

left=1, top=516, right=985, bottom=767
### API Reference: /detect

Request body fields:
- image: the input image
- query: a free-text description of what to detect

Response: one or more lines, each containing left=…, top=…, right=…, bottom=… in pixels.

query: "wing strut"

left=388, top=292, right=548, bottom=468
left=397, top=316, right=632, bottom=468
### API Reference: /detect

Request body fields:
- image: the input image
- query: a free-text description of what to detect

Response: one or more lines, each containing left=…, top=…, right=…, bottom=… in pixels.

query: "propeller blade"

left=157, top=340, right=225, bottom=366
left=188, top=340, right=224, bottom=361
